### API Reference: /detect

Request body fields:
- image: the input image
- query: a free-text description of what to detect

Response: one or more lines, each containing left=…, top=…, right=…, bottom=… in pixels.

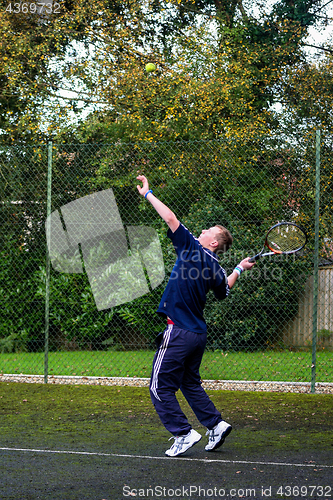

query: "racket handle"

left=249, top=254, right=261, bottom=263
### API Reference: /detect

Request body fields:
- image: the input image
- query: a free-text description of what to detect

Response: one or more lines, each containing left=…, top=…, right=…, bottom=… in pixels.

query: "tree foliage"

left=0, top=0, right=332, bottom=142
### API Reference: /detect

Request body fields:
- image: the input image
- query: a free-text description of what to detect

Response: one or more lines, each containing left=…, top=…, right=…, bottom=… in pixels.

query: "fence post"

left=311, top=130, right=321, bottom=394
left=44, top=141, right=53, bottom=384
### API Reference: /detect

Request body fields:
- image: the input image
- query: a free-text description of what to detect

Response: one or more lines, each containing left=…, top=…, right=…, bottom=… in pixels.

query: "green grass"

left=0, top=383, right=332, bottom=452
left=0, top=349, right=332, bottom=382
left=1, top=383, right=332, bottom=499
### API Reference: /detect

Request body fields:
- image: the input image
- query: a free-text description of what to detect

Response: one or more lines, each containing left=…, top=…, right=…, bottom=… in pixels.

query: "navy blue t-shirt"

left=157, top=223, right=229, bottom=333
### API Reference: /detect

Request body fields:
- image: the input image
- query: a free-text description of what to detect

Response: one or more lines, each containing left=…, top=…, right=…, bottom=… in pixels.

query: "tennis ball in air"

left=145, top=63, right=156, bottom=73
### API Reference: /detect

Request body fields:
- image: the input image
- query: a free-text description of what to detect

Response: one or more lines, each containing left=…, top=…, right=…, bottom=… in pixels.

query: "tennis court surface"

left=0, top=382, right=332, bottom=500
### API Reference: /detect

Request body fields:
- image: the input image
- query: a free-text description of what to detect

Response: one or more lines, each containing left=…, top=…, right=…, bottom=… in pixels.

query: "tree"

left=277, top=54, right=333, bottom=257
left=1, top=0, right=332, bottom=143
left=0, top=0, right=73, bottom=142
left=0, top=0, right=156, bottom=142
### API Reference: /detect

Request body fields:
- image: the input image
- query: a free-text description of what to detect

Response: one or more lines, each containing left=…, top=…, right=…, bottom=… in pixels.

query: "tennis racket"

left=249, top=222, right=307, bottom=262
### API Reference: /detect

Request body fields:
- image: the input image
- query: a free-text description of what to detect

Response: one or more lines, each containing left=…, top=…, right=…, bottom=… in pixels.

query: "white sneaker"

left=165, top=429, right=202, bottom=457
left=205, top=420, right=232, bottom=451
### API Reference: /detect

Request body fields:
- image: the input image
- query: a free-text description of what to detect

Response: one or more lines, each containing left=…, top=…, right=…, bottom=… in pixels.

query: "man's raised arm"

left=136, top=175, right=180, bottom=233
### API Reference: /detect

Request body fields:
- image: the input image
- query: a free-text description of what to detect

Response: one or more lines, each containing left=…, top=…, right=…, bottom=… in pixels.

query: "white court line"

left=0, top=447, right=332, bottom=468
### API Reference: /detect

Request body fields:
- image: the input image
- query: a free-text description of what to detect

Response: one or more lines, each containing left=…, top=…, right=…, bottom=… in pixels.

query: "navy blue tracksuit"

left=150, top=223, right=229, bottom=436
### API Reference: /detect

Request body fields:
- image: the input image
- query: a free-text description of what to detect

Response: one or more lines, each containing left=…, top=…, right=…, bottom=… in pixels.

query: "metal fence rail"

left=0, top=134, right=332, bottom=392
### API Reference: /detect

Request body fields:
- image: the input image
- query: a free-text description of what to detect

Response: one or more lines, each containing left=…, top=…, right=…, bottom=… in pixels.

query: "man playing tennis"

left=136, top=175, right=255, bottom=457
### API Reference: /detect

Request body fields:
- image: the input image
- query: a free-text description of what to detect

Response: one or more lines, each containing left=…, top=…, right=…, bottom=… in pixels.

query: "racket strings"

left=266, top=226, right=306, bottom=253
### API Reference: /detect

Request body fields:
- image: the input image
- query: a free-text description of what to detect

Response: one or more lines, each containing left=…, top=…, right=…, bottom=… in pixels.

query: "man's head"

left=198, top=225, right=233, bottom=254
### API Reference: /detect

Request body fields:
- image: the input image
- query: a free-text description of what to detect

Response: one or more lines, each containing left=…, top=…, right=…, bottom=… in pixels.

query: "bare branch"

left=303, top=43, right=333, bottom=54
left=172, top=3, right=213, bottom=18
left=312, top=0, right=333, bottom=15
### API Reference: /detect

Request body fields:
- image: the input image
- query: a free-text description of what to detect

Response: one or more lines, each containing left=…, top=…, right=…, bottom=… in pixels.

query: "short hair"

left=214, top=225, right=233, bottom=254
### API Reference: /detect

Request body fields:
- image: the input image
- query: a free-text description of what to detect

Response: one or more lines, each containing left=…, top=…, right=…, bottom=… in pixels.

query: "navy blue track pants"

left=150, top=324, right=222, bottom=436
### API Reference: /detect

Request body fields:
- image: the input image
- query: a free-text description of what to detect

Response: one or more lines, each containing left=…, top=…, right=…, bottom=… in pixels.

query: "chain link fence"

left=0, top=134, right=332, bottom=391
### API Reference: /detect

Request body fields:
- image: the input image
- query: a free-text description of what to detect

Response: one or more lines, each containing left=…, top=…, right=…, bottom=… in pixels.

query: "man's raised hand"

left=136, top=175, right=149, bottom=197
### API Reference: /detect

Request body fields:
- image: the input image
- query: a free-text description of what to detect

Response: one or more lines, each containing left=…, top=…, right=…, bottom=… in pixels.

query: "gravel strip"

left=1, top=374, right=332, bottom=393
